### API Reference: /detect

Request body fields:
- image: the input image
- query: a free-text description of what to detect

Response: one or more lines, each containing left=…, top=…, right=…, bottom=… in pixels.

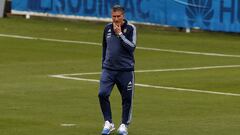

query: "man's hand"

left=113, top=23, right=122, bottom=35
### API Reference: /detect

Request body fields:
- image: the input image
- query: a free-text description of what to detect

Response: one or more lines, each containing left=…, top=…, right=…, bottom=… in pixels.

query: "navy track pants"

left=98, top=69, right=135, bottom=125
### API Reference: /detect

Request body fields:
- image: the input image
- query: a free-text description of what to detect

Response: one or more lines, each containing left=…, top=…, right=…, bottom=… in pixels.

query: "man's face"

left=112, top=11, right=124, bottom=25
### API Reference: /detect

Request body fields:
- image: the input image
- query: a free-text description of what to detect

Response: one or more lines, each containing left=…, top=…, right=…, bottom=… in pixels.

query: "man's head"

left=111, top=5, right=125, bottom=26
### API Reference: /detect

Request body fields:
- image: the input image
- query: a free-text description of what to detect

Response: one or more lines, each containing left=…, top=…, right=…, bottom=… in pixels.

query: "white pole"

left=26, top=14, right=31, bottom=19
left=0, top=0, right=6, bottom=18
left=186, top=28, right=191, bottom=33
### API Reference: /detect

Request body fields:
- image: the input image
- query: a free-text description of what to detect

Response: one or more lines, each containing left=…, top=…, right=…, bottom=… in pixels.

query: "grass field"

left=0, top=16, right=240, bottom=135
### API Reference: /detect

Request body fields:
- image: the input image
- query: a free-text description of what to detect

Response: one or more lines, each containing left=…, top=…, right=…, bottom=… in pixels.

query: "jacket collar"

left=111, top=19, right=128, bottom=27
left=122, top=19, right=128, bottom=27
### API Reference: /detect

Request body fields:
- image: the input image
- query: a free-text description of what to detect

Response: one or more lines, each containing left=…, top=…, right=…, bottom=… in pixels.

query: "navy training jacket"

left=102, top=20, right=137, bottom=71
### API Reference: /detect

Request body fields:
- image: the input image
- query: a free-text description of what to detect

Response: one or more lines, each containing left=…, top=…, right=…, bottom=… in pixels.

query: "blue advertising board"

left=12, top=0, right=240, bottom=33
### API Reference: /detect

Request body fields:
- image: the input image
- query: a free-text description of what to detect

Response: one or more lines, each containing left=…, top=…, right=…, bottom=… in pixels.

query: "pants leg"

left=116, top=71, right=135, bottom=125
left=98, top=69, right=116, bottom=123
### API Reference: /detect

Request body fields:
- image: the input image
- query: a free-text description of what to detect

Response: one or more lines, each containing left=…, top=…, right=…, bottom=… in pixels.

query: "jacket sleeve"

left=102, top=28, right=107, bottom=65
left=119, top=25, right=137, bottom=52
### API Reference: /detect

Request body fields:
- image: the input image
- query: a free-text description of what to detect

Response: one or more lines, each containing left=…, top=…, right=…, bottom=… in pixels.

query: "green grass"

left=0, top=16, right=240, bottom=135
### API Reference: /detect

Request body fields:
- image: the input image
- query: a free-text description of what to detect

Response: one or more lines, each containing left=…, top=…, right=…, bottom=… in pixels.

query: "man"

left=98, top=5, right=137, bottom=135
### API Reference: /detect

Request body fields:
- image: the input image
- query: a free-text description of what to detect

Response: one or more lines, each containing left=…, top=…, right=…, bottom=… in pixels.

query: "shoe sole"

left=102, top=128, right=115, bottom=135
left=117, top=131, right=128, bottom=135
left=117, top=134, right=127, bottom=135
left=117, top=133, right=127, bottom=135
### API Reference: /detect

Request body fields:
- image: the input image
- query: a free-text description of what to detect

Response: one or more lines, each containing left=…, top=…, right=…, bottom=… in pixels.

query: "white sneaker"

left=117, top=124, right=128, bottom=135
left=101, top=121, right=115, bottom=135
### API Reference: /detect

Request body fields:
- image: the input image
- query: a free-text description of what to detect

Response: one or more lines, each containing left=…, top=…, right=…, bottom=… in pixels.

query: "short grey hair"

left=112, top=5, right=125, bottom=14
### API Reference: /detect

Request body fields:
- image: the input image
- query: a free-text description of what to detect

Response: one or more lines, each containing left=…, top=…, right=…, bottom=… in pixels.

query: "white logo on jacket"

left=106, top=29, right=112, bottom=38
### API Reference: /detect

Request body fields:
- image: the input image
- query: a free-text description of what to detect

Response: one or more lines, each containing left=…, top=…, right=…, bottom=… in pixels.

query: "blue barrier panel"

left=12, top=0, right=240, bottom=33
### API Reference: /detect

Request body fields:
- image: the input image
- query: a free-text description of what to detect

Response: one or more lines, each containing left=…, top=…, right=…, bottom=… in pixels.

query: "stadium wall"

left=12, top=0, right=240, bottom=33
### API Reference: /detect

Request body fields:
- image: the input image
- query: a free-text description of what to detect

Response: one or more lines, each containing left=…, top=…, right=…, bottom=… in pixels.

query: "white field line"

left=135, top=64, right=240, bottom=73
left=60, top=123, right=77, bottom=127
left=135, top=83, right=240, bottom=97
left=136, top=46, right=240, bottom=58
left=1, top=33, right=240, bottom=58
left=49, top=65, right=240, bottom=97
left=52, top=64, right=240, bottom=76
left=49, top=74, right=240, bottom=97
left=0, top=33, right=101, bottom=46
left=50, top=75, right=100, bottom=83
